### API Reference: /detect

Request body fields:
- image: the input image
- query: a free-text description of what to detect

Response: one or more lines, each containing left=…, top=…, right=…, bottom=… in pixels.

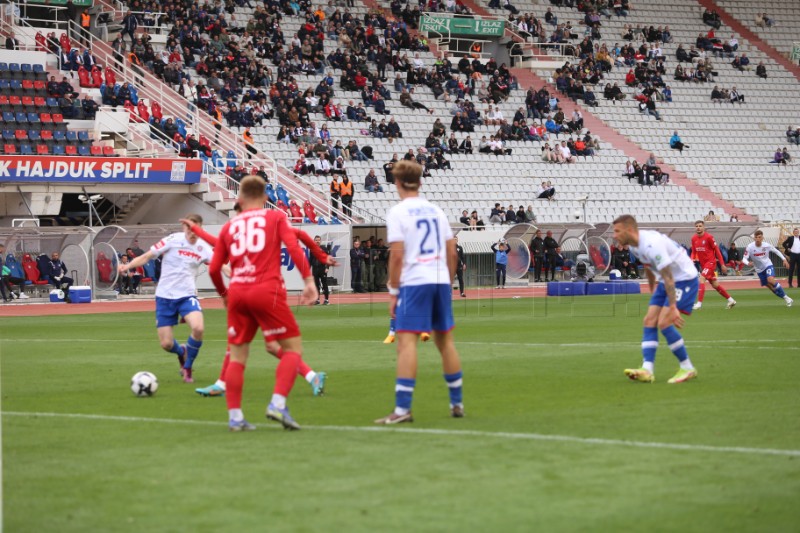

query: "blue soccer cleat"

left=195, top=384, right=225, bottom=397
left=310, top=372, right=327, bottom=396
left=266, top=404, right=301, bottom=430
left=228, top=419, right=256, bottom=432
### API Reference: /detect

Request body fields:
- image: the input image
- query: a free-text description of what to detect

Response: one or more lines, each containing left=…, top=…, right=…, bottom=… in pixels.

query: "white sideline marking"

left=3, top=411, right=799, bottom=458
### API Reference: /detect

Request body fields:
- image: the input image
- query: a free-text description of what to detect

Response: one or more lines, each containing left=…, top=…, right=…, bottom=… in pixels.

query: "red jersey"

left=691, top=232, right=724, bottom=265
left=191, top=223, right=329, bottom=265
left=209, top=208, right=311, bottom=295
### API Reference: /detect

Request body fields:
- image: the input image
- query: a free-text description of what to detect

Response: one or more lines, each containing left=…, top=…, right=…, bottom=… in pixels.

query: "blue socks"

left=641, top=327, right=658, bottom=363
left=444, top=371, right=463, bottom=407
left=661, top=326, right=688, bottom=362
left=395, top=378, right=415, bottom=414
left=169, top=339, right=185, bottom=357
left=774, top=283, right=786, bottom=298
left=184, top=336, right=203, bottom=369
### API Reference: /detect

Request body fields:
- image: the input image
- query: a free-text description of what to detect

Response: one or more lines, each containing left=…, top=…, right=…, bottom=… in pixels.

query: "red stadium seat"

left=9, top=96, right=21, bottom=106
left=65, top=145, right=77, bottom=156
left=40, top=129, right=53, bottom=141
left=22, top=253, right=49, bottom=285
left=15, top=129, right=27, bottom=140
left=21, top=96, right=34, bottom=108
left=33, top=96, right=46, bottom=110
left=39, top=113, right=51, bottom=125
left=33, top=80, right=46, bottom=92
left=102, top=146, right=115, bottom=156
left=95, top=252, right=113, bottom=283
left=36, top=144, right=48, bottom=155
left=303, top=200, right=317, bottom=223
left=90, top=145, right=102, bottom=156
left=52, top=113, right=63, bottom=124
left=0, top=95, right=8, bottom=106
left=3, top=144, right=16, bottom=154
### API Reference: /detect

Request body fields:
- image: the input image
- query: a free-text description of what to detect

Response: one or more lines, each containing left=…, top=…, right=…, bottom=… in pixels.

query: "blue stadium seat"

left=8, top=63, right=20, bottom=76
left=15, top=112, right=27, bottom=124
left=52, top=144, right=65, bottom=156
left=28, top=130, right=41, bottom=142
left=21, top=64, right=32, bottom=77
left=2, top=129, right=14, bottom=141
left=77, top=131, right=89, bottom=143
left=10, top=80, right=21, bottom=92
left=32, top=64, right=44, bottom=74
left=66, top=131, right=77, bottom=143
left=0, top=63, right=8, bottom=74
left=2, top=112, right=14, bottom=124
left=0, top=80, right=9, bottom=92
left=45, top=97, right=59, bottom=110
left=53, top=130, right=66, bottom=143
left=19, top=144, right=32, bottom=155
left=27, top=112, right=40, bottom=126
left=78, top=145, right=90, bottom=156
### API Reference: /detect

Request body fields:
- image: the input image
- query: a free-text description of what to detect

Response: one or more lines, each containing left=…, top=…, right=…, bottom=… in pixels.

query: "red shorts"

left=226, top=284, right=300, bottom=345
left=700, top=262, right=717, bottom=281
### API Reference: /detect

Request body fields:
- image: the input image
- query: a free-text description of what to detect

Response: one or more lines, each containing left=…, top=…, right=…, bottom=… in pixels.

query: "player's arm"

left=181, top=218, right=218, bottom=247
left=767, top=243, right=790, bottom=268
left=645, top=267, right=656, bottom=294
left=208, top=230, right=230, bottom=297
left=387, top=240, right=403, bottom=318
left=446, top=238, right=457, bottom=278
left=119, top=250, right=156, bottom=272
left=659, top=265, right=677, bottom=307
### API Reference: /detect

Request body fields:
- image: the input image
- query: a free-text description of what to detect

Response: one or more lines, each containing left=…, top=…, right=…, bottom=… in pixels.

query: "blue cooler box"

left=587, top=281, right=642, bottom=295
left=69, top=286, right=92, bottom=304
left=49, top=289, right=65, bottom=303
left=547, top=281, right=587, bottom=296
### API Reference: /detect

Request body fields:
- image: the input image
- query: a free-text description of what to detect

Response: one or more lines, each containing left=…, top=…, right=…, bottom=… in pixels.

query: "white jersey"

left=630, top=229, right=698, bottom=283
left=743, top=242, right=785, bottom=273
left=386, top=195, right=453, bottom=286
left=150, top=232, right=212, bottom=299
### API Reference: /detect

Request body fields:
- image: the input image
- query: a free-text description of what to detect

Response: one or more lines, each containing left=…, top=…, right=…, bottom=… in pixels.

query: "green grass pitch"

left=3, top=289, right=800, bottom=532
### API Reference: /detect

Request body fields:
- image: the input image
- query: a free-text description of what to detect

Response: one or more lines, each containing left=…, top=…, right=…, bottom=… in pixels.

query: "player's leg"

left=431, top=284, right=463, bottom=417
left=495, top=263, right=501, bottom=288
left=226, top=342, right=255, bottom=431
left=195, top=345, right=228, bottom=397
left=321, top=274, right=330, bottom=304
left=156, top=325, right=186, bottom=372
left=657, top=305, right=697, bottom=384
left=268, top=335, right=303, bottom=429
left=501, top=264, right=507, bottom=287
left=266, top=340, right=326, bottom=396
left=693, top=275, right=706, bottom=309
left=708, top=275, right=736, bottom=309
left=180, top=308, right=204, bottom=383
left=624, top=304, right=660, bottom=383
left=384, top=317, right=396, bottom=344
left=155, top=298, right=185, bottom=367
left=765, top=274, right=792, bottom=306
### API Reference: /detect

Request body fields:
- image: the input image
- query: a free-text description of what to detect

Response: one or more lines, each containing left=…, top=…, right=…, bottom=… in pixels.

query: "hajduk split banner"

left=0, top=156, right=202, bottom=184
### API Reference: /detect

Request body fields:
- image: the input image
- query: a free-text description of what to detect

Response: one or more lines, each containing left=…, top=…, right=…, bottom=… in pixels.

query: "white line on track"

left=3, top=411, right=799, bottom=458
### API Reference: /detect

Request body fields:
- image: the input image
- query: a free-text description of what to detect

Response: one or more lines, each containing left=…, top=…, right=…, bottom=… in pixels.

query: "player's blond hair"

left=239, top=175, right=267, bottom=201
left=184, top=213, right=203, bottom=225
left=612, top=214, right=637, bottom=228
left=392, top=160, right=422, bottom=191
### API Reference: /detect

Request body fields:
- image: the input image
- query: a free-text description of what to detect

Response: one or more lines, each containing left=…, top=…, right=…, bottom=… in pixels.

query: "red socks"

left=225, top=361, right=245, bottom=410
left=274, top=351, right=300, bottom=397
left=698, top=283, right=706, bottom=302
left=716, top=285, right=731, bottom=299
left=219, top=349, right=230, bottom=382
left=274, top=347, right=312, bottom=378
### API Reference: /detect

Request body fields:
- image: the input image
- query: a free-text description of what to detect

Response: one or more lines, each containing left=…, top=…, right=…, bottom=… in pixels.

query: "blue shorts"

left=757, top=265, right=775, bottom=287
left=155, top=296, right=202, bottom=328
left=648, top=277, right=699, bottom=315
left=395, top=284, right=454, bottom=334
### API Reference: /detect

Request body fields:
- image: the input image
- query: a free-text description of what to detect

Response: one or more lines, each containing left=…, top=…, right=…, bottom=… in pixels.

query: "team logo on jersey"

left=263, top=327, right=287, bottom=337
left=655, top=255, right=662, bottom=262
left=228, top=326, right=237, bottom=337
left=178, top=249, right=202, bottom=261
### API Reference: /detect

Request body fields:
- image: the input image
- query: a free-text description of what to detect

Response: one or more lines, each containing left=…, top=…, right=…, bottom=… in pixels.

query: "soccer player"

left=691, top=220, right=736, bottom=310
left=209, top=175, right=318, bottom=431
left=181, top=219, right=335, bottom=398
left=613, top=214, right=700, bottom=384
left=742, top=230, right=793, bottom=307
left=376, top=160, right=464, bottom=424
left=119, top=214, right=211, bottom=383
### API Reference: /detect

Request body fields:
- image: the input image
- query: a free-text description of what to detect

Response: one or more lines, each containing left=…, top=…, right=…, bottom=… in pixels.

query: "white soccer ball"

left=609, top=269, right=622, bottom=280
left=131, top=371, right=159, bottom=397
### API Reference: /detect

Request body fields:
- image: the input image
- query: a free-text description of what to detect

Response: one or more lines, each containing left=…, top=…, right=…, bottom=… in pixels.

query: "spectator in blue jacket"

left=670, top=131, right=687, bottom=152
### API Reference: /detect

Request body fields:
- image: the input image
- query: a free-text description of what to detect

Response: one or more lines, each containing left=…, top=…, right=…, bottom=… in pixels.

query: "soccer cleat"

left=195, top=384, right=225, bottom=397
left=461, top=293, right=466, bottom=298
left=310, top=372, right=327, bottom=396
left=266, top=404, right=301, bottom=430
left=228, top=419, right=256, bottom=432
left=383, top=332, right=396, bottom=344
left=323, top=300, right=330, bottom=305
left=374, top=412, right=413, bottom=424
left=314, top=300, right=320, bottom=305
left=421, top=332, right=431, bottom=342
left=667, top=368, right=698, bottom=384
left=624, top=368, right=655, bottom=383
left=181, top=367, right=194, bottom=384
left=692, top=301, right=702, bottom=310
left=785, top=296, right=794, bottom=307
left=450, top=405, right=465, bottom=418
left=18, top=293, right=29, bottom=299
left=726, top=299, right=737, bottom=309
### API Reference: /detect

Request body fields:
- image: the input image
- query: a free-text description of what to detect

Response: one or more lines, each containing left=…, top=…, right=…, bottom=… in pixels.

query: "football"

left=131, top=371, right=159, bottom=397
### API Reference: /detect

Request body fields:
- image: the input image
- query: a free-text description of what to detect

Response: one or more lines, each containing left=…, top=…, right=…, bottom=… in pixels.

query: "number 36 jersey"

left=210, top=208, right=311, bottom=294
left=387, top=196, right=453, bottom=287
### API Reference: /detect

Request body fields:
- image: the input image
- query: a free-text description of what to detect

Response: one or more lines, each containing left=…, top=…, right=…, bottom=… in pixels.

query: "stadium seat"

left=33, top=80, right=46, bottom=93
left=21, top=96, right=34, bottom=109
left=65, top=145, right=77, bottom=156
left=3, top=144, right=16, bottom=154
left=53, top=130, right=65, bottom=143
left=33, top=96, right=45, bottom=111
left=90, top=145, right=102, bottom=156
left=78, top=145, right=90, bottom=156
left=39, top=113, right=52, bottom=127
left=20, top=63, right=33, bottom=79
left=21, top=253, right=49, bottom=285
left=14, top=129, right=28, bottom=140
left=28, top=130, right=41, bottom=142
left=36, top=144, right=48, bottom=155
left=21, top=80, right=34, bottom=95
left=2, top=129, right=13, bottom=141
left=0, top=63, right=7, bottom=75
left=32, top=64, right=44, bottom=76
left=102, top=146, right=115, bottom=156
left=19, top=144, right=32, bottom=155
left=78, top=131, right=89, bottom=143
left=10, top=80, right=22, bottom=93
left=8, top=63, right=20, bottom=78
left=40, top=129, right=53, bottom=142
left=8, top=95, right=21, bottom=109
left=52, top=113, right=63, bottom=125
left=2, top=112, right=13, bottom=125
left=27, top=112, right=40, bottom=128
left=66, top=131, right=77, bottom=143
left=95, top=252, right=113, bottom=283
left=15, top=112, right=27, bottom=124
left=0, top=80, right=9, bottom=93
left=45, top=97, right=58, bottom=110
left=0, top=95, right=7, bottom=106
left=52, top=144, right=65, bottom=156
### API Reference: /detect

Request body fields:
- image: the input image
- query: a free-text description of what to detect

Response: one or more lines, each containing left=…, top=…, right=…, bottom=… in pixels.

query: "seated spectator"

left=704, top=210, right=720, bottom=222
left=729, top=86, right=745, bottom=104
left=702, top=9, right=721, bottom=29
left=489, top=136, right=511, bottom=156
left=364, top=169, right=383, bottom=192
left=782, top=147, right=792, bottom=164
left=505, top=205, right=517, bottom=224
left=670, top=131, right=688, bottom=152
left=787, top=126, right=800, bottom=146
left=756, top=62, right=767, bottom=79
left=558, top=141, right=576, bottom=163
left=469, top=210, right=486, bottom=230
left=81, top=95, right=99, bottom=119
left=726, top=242, right=744, bottom=272
left=623, top=160, right=636, bottom=180
left=524, top=205, right=537, bottom=223
left=489, top=203, right=506, bottom=224
left=537, top=181, right=556, bottom=200
left=459, top=210, right=471, bottom=225
left=315, top=154, right=332, bottom=175
left=710, top=85, right=725, bottom=103
left=541, top=142, right=562, bottom=163
left=346, top=140, right=369, bottom=161
left=117, top=254, right=142, bottom=294
left=459, top=135, right=474, bottom=154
